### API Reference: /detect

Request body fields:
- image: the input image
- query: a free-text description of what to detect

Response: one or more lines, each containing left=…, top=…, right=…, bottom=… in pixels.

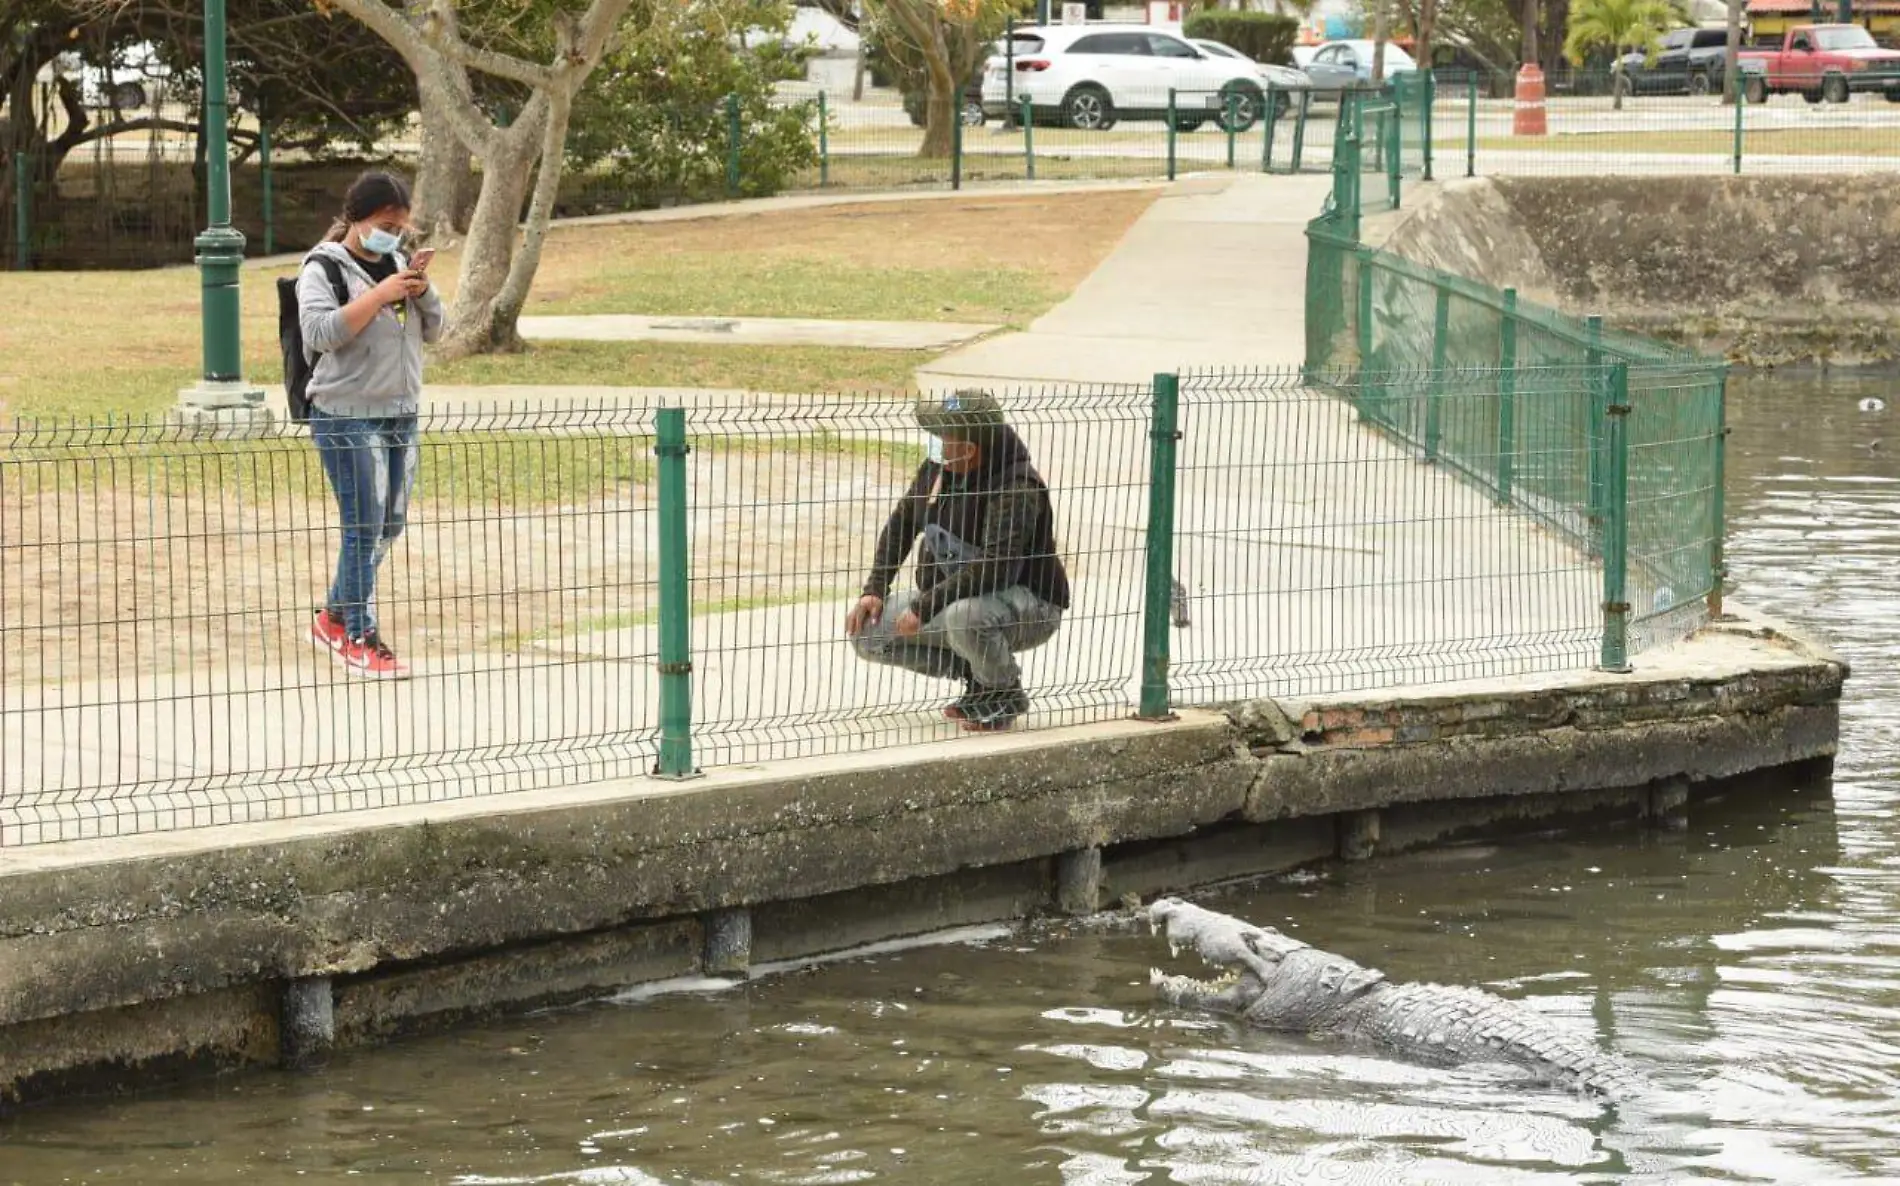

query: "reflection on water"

left=3, top=372, right=1897, bottom=1184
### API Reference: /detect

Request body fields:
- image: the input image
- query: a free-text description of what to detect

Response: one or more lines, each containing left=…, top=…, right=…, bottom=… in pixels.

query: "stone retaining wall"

left=0, top=609, right=1846, bottom=1109
left=1376, top=175, right=1900, bottom=367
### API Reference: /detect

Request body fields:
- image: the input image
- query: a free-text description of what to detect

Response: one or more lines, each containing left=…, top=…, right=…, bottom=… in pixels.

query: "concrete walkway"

left=919, top=172, right=1333, bottom=389
left=3, top=173, right=1629, bottom=845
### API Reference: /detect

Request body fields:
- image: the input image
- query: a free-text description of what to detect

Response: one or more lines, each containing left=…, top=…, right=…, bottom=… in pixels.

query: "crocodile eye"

left=1240, top=931, right=1283, bottom=965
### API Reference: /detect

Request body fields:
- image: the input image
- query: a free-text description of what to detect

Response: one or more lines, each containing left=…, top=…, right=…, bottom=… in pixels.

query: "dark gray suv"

left=1617, top=28, right=1735, bottom=97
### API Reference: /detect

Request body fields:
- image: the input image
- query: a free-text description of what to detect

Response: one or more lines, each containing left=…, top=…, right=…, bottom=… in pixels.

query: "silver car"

left=1303, top=40, right=1418, bottom=96
left=1189, top=39, right=1314, bottom=118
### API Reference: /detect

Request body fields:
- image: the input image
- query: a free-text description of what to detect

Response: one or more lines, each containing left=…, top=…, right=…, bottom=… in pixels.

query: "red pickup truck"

left=1738, top=25, right=1900, bottom=104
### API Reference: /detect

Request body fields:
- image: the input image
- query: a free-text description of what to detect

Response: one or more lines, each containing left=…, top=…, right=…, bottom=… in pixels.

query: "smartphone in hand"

left=411, top=247, right=437, bottom=273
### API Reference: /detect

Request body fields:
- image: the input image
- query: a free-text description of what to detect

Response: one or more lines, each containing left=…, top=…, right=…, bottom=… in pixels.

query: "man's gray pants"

left=853, top=586, right=1062, bottom=687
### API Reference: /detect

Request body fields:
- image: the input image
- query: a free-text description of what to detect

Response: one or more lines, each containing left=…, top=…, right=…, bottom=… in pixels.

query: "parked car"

left=1737, top=23, right=1900, bottom=103
left=1190, top=38, right=1314, bottom=118
left=980, top=24, right=1277, bottom=132
left=1615, top=26, right=1734, bottom=96
left=1301, top=40, right=1418, bottom=95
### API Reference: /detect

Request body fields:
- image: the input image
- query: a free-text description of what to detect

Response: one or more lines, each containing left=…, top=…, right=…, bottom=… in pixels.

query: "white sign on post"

left=1062, top=2, right=1085, bottom=22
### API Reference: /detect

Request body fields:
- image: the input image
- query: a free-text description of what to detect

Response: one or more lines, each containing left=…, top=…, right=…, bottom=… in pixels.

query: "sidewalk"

left=3, top=174, right=1614, bottom=844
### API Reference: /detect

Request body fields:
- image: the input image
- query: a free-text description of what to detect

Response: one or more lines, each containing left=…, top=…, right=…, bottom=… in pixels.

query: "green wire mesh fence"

left=2, top=364, right=1722, bottom=845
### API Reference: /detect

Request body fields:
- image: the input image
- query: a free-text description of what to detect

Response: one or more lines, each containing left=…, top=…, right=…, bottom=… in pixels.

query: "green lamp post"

left=177, top=0, right=267, bottom=431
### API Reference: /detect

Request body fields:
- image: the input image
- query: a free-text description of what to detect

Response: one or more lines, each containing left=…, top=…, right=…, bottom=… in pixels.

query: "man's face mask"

left=926, top=434, right=945, bottom=465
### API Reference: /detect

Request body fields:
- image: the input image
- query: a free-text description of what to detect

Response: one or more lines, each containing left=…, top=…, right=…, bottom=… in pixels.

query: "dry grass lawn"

left=0, top=189, right=1155, bottom=422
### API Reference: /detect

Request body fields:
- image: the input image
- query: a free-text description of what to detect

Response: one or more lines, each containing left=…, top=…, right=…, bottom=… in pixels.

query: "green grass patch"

left=429, top=340, right=931, bottom=395
left=3, top=427, right=912, bottom=509
left=537, top=255, right=1063, bottom=326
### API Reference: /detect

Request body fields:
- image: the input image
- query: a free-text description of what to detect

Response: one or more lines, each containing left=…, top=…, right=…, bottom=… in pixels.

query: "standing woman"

left=298, top=170, right=444, bottom=679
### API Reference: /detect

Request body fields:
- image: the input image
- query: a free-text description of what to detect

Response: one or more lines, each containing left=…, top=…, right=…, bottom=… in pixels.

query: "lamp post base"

left=173, top=379, right=273, bottom=438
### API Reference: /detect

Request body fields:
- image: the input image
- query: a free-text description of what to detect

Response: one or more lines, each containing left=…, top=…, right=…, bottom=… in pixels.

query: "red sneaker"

left=309, top=609, right=348, bottom=653
left=339, top=631, right=409, bottom=680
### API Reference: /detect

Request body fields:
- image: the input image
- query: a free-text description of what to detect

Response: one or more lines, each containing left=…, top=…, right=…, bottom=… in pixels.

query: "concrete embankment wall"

left=0, top=610, right=1845, bottom=1109
left=1379, top=176, right=1900, bottom=367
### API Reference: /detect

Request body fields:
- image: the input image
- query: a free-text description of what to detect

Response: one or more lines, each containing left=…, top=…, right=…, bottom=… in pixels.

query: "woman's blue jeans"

left=310, top=410, right=419, bottom=640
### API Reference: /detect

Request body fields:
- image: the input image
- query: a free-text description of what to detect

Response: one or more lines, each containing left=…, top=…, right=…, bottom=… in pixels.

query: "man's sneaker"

left=943, top=676, right=982, bottom=722
left=309, top=609, right=348, bottom=653
left=339, top=631, right=409, bottom=680
left=960, top=681, right=1029, bottom=732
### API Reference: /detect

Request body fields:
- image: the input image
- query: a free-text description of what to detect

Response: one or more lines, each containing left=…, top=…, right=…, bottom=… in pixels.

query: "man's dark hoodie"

left=861, top=423, right=1071, bottom=623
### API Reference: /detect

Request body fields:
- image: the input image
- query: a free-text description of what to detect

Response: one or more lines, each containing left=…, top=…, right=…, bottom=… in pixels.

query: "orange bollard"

left=1513, top=63, right=1548, bottom=137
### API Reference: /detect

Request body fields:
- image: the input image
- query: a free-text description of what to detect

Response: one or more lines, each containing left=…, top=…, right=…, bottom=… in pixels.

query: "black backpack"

left=277, top=255, right=348, bottom=424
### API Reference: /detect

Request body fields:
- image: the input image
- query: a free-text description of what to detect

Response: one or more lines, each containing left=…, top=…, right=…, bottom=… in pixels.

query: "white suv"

left=981, top=25, right=1273, bottom=132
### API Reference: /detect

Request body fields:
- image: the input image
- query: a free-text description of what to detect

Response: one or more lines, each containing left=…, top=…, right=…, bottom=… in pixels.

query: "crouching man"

left=845, top=391, right=1071, bottom=731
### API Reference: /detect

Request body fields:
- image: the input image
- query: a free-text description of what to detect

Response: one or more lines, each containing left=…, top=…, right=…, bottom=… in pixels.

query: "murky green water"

left=5, top=373, right=1896, bottom=1184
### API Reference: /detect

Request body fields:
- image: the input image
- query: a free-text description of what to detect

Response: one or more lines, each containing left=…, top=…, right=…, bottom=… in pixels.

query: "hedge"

left=1181, top=11, right=1300, bottom=66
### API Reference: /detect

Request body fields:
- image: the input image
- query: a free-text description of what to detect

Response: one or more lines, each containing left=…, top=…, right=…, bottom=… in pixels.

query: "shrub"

left=1181, top=11, right=1299, bottom=65
left=565, top=0, right=818, bottom=207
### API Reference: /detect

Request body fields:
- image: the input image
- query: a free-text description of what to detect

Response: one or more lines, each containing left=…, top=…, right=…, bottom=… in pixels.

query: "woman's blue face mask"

left=361, top=226, right=403, bottom=256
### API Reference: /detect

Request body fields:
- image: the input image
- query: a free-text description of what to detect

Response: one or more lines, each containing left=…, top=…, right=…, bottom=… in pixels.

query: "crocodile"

left=1146, top=898, right=1643, bottom=1097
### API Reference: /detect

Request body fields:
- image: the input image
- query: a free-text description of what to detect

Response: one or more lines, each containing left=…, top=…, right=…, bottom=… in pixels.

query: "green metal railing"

left=4, top=362, right=1718, bottom=844
left=1304, top=164, right=1728, bottom=673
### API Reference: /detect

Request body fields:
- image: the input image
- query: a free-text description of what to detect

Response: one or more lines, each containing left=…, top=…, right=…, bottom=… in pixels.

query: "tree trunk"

left=1415, top=0, right=1438, bottom=75
left=413, top=78, right=477, bottom=241
left=1371, top=0, right=1389, bottom=83
left=408, top=0, right=478, bottom=241
left=917, top=56, right=957, bottom=158
left=436, top=117, right=540, bottom=358
left=1612, top=58, right=1625, bottom=109
left=1723, top=0, right=1743, bottom=104
left=489, top=87, right=576, bottom=352
left=1521, top=0, right=1539, bottom=66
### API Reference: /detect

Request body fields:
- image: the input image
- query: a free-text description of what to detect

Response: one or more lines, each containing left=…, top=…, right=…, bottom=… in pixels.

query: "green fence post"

left=1422, top=69, right=1436, bottom=181
left=951, top=96, right=964, bottom=190
left=1225, top=90, right=1238, bottom=169
left=725, top=93, right=742, bottom=197
left=1585, top=313, right=1606, bottom=553
left=259, top=119, right=275, bottom=256
left=1600, top=363, right=1633, bottom=673
left=654, top=408, right=698, bottom=778
left=1022, top=96, right=1036, bottom=180
left=1138, top=372, right=1182, bottom=721
left=1709, top=370, right=1729, bottom=618
left=1290, top=90, right=1309, bottom=170
left=1387, top=107, right=1402, bottom=210
left=1167, top=89, right=1178, bottom=181
left=11, top=151, right=29, bottom=270
left=1334, top=106, right=1361, bottom=242
left=818, top=91, right=830, bottom=187
left=1262, top=86, right=1278, bottom=172
left=1496, top=287, right=1518, bottom=504
left=1425, top=285, right=1449, bottom=460
left=1466, top=74, right=1478, bottom=178
left=1732, top=67, right=1745, bottom=175
left=1356, top=247, right=1376, bottom=421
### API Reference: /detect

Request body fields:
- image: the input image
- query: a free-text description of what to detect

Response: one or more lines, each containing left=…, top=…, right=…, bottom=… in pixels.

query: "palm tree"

left=1563, top=0, right=1677, bottom=109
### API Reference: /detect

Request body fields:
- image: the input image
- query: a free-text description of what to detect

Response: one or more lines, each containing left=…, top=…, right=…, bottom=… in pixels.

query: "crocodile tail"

left=1355, top=982, right=1642, bottom=1096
